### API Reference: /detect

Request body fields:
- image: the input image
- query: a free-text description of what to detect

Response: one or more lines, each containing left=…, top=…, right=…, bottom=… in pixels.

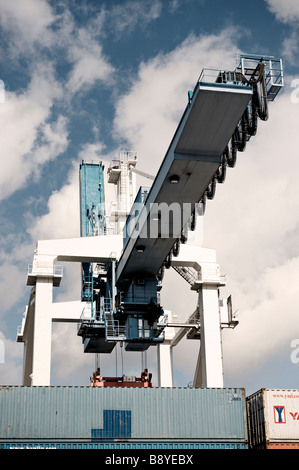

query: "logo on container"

left=274, top=405, right=286, bottom=423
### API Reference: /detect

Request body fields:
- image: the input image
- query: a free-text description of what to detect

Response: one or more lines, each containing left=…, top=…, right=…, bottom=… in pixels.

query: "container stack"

left=0, top=386, right=248, bottom=449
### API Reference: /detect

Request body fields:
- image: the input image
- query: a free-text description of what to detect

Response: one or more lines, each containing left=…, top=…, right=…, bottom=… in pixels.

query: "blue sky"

left=0, top=0, right=299, bottom=394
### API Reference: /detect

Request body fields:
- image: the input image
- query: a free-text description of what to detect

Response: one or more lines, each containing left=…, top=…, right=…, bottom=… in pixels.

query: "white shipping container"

left=247, top=389, right=299, bottom=448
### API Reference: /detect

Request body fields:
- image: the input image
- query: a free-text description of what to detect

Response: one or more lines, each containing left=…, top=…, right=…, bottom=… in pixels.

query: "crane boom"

left=116, top=82, right=252, bottom=285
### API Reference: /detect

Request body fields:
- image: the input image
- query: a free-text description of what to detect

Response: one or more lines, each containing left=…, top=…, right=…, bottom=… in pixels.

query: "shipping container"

left=0, top=386, right=248, bottom=449
left=246, top=388, right=299, bottom=449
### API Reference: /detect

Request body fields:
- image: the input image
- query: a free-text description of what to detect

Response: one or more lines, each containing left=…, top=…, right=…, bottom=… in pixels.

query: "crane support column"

left=157, top=311, right=175, bottom=387
left=31, top=277, right=54, bottom=386
left=193, top=284, right=224, bottom=388
left=157, top=343, right=173, bottom=387
left=23, top=255, right=61, bottom=386
left=21, top=293, right=35, bottom=386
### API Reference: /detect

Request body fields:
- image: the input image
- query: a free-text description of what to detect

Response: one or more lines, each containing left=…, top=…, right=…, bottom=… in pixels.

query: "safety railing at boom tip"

left=238, top=55, right=283, bottom=100
left=198, top=68, right=244, bottom=85
left=197, top=57, right=283, bottom=101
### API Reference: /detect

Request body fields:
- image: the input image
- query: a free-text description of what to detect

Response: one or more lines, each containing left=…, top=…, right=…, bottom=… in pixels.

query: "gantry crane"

left=17, top=54, right=283, bottom=387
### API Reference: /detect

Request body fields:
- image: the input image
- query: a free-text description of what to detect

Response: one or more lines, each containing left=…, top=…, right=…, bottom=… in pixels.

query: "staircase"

left=172, top=266, right=199, bottom=285
left=103, top=299, right=125, bottom=340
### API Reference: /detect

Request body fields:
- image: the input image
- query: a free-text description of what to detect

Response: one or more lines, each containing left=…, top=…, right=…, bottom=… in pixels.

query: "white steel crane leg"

left=193, top=284, right=224, bottom=388
left=157, top=312, right=175, bottom=387
left=157, top=343, right=173, bottom=387
left=31, top=277, right=54, bottom=386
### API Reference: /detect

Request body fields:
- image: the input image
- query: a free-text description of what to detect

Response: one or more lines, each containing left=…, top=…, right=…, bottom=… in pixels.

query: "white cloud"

left=31, top=115, right=69, bottom=170
left=0, top=64, right=67, bottom=201
left=265, top=0, right=299, bottom=23
left=0, top=233, right=37, bottom=317
left=27, top=162, right=80, bottom=241
left=0, top=1, right=115, bottom=96
left=281, top=30, right=299, bottom=65
left=108, top=0, right=162, bottom=36
left=66, top=28, right=115, bottom=93
left=50, top=323, right=92, bottom=385
left=0, top=0, right=56, bottom=56
left=169, top=0, right=181, bottom=13
left=222, top=256, right=299, bottom=385
left=0, top=3, right=115, bottom=201
left=265, top=0, right=299, bottom=66
left=0, top=331, right=23, bottom=385
left=78, top=141, right=106, bottom=161
left=0, top=264, right=25, bottom=312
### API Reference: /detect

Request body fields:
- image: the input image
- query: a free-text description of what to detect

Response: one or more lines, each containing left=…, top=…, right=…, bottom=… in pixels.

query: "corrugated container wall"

left=0, top=387, right=248, bottom=449
left=247, top=389, right=299, bottom=449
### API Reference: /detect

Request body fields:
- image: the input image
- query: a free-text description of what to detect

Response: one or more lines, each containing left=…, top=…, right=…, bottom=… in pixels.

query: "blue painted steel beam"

left=79, top=161, right=105, bottom=302
left=79, top=161, right=105, bottom=238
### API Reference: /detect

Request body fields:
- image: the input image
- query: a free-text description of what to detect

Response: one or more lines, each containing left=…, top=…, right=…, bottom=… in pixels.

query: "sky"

left=0, top=0, right=299, bottom=396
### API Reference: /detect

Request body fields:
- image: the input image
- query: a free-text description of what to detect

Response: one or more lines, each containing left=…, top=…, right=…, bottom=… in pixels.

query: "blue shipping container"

left=0, top=386, right=248, bottom=448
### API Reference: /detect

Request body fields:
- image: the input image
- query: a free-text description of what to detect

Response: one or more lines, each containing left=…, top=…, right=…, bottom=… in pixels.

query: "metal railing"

left=197, top=55, right=283, bottom=102
left=173, top=265, right=226, bottom=285
left=199, top=273, right=226, bottom=284
left=105, top=319, right=126, bottom=339
left=198, top=68, right=243, bottom=85
left=27, top=264, right=63, bottom=277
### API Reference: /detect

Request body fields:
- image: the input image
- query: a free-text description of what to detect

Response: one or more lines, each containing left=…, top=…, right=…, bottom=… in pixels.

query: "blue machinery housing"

left=77, top=55, right=283, bottom=354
